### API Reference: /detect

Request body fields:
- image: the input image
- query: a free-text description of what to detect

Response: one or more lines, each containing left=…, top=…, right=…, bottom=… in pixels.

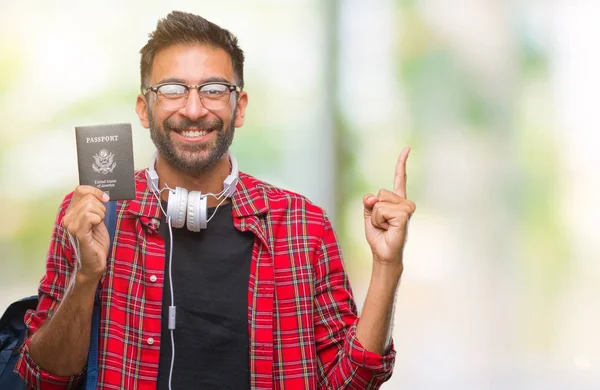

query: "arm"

left=355, top=262, right=402, bottom=355
left=357, top=147, right=415, bottom=354
left=15, top=187, right=110, bottom=389
left=28, top=273, right=98, bottom=376
left=314, top=216, right=395, bottom=390
left=315, top=147, right=415, bottom=389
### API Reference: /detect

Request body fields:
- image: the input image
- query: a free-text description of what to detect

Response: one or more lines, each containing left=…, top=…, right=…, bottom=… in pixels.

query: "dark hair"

left=140, top=11, right=245, bottom=90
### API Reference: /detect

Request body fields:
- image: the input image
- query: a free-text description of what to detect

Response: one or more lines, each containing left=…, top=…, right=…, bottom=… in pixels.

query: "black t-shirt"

left=156, top=201, right=254, bottom=390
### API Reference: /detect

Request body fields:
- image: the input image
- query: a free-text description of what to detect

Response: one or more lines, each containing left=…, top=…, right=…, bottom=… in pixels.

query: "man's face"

left=136, top=44, right=248, bottom=174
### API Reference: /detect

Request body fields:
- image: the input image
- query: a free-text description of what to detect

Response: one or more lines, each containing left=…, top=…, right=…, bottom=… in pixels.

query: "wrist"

left=75, top=271, right=102, bottom=289
left=372, top=259, right=403, bottom=278
left=370, top=261, right=403, bottom=292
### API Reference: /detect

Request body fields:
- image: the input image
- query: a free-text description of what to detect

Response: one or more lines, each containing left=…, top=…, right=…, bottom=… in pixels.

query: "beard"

left=148, top=107, right=236, bottom=175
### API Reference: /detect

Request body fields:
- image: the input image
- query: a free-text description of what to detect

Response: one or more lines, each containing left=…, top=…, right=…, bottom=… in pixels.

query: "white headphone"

left=145, top=152, right=239, bottom=232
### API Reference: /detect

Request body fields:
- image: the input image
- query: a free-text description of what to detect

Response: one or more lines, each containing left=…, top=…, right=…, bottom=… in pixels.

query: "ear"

left=234, top=91, right=248, bottom=128
left=136, top=94, right=150, bottom=129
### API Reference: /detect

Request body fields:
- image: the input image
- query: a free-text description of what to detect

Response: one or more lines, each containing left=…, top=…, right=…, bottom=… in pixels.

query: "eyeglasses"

left=144, top=82, right=240, bottom=112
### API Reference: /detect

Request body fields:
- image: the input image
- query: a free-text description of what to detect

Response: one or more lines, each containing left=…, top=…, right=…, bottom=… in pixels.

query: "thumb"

left=363, top=194, right=378, bottom=218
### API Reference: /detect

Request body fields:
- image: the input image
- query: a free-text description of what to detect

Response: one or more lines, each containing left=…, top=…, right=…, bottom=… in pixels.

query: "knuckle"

left=74, top=185, right=89, bottom=197
left=83, top=194, right=103, bottom=208
left=86, top=208, right=101, bottom=220
left=83, top=193, right=96, bottom=202
left=372, top=202, right=382, bottom=214
left=61, top=216, right=71, bottom=230
left=79, top=201, right=94, bottom=214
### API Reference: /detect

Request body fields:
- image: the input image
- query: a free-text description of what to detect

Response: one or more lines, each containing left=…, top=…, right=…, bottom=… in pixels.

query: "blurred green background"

left=1, top=1, right=598, bottom=388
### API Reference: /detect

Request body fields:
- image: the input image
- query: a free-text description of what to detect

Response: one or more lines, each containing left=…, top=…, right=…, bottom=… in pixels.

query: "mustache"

left=163, top=117, right=223, bottom=132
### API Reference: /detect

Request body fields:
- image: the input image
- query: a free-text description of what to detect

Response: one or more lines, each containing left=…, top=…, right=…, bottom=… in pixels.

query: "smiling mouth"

left=179, top=129, right=212, bottom=138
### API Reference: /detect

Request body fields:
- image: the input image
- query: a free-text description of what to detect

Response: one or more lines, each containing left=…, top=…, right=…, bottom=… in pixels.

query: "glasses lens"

left=157, top=84, right=188, bottom=111
left=199, top=84, right=231, bottom=110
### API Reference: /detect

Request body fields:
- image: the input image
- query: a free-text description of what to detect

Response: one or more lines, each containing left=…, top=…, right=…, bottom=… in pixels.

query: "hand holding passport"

left=75, top=123, right=136, bottom=200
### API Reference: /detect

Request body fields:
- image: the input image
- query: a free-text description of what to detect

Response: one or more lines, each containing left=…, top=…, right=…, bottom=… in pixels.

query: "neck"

left=155, top=153, right=232, bottom=208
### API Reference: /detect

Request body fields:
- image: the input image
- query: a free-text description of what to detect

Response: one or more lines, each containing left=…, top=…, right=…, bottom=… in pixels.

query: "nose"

left=180, top=88, right=210, bottom=120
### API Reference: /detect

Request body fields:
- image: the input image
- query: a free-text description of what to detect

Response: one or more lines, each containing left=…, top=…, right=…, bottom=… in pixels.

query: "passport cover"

left=75, top=123, right=136, bottom=200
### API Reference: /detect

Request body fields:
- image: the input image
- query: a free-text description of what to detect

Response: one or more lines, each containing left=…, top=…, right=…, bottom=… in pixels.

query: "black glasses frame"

left=143, top=81, right=241, bottom=111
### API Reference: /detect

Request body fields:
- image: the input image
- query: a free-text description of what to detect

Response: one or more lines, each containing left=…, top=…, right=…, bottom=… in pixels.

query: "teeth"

left=181, top=130, right=209, bottom=138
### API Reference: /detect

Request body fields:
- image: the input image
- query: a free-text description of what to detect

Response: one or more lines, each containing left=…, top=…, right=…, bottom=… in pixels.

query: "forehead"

left=150, top=44, right=235, bottom=84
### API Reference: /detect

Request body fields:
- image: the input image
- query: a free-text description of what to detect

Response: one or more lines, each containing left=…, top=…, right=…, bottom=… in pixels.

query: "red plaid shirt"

left=16, top=170, right=395, bottom=389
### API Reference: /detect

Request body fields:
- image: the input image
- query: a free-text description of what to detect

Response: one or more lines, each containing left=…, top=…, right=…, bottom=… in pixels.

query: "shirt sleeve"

left=313, top=213, right=396, bottom=390
left=14, top=193, right=86, bottom=390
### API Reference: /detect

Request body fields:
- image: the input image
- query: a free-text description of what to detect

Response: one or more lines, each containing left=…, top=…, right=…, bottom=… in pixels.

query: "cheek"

left=146, top=104, right=155, bottom=124
left=150, top=110, right=170, bottom=129
left=211, top=111, right=232, bottom=127
left=230, top=102, right=241, bottom=126
left=227, top=110, right=237, bottom=124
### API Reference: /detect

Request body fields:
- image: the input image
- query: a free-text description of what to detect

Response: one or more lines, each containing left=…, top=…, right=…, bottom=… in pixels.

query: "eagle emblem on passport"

left=92, top=149, right=117, bottom=174
left=76, top=123, right=136, bottom=200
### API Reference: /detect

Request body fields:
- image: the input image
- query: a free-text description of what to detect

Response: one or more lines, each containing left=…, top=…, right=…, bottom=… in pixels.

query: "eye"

left=157, top=84, right=187, bottom=97
left=199, top=83, right=228, bottom=97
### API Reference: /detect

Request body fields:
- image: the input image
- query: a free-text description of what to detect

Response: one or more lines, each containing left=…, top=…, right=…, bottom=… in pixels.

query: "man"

left=15, top=10, right=415, bottom=390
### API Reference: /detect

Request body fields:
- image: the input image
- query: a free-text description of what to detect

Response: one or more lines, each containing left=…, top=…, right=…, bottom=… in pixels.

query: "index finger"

left=73, top=185, right=110, bottom=203
left=394, top=146, right=410, bottom=198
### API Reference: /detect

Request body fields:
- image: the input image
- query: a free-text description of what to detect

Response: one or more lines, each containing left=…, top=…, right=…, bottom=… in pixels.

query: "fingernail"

left=103, top=193, right=110, bottom=202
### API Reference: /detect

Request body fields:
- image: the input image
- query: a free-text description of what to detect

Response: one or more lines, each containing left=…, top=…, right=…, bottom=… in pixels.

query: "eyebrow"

left=156, top=76, right=233, bottom=85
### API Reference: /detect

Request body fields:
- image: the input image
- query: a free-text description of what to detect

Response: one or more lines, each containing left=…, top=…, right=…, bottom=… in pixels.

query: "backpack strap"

left=84, top=201, right=117, bottom=390
left=105, top=201, right=118, bottom=250
left=0, top=296, right=37, bottom=387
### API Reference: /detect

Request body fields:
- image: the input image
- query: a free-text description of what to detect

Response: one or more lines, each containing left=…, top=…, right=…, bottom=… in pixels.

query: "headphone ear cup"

left=166, top=187, right=188, bottom=228
left=186, top=191, right=201, bottom=232
left=186, top=191, right=208, bottom=232
left=198, top=195, right=207, bottom=230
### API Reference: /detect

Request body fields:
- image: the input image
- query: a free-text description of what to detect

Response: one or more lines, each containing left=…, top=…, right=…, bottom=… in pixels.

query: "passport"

left=75, top=123, right=136, bottom=200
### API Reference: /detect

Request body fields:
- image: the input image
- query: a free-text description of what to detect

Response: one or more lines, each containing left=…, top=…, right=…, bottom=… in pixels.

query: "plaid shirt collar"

left=124, top=169, right=272, bottom=251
